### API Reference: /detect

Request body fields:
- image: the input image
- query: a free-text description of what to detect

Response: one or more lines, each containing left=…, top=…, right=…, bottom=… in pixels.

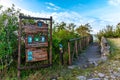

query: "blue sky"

left=0, top=0, right=120, bottom=34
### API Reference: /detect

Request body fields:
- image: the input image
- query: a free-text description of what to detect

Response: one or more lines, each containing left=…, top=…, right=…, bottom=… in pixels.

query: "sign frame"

left=17, top=14, right=52, bottom=79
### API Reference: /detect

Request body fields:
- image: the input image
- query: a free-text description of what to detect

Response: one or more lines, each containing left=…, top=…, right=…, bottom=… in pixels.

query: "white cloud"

left=0, top=2, right=105, bottom=34
left=46, top=2, right=61, bottom=10
left=46, top=2, right=55, bottom=7
left=109, top=0, right=120, bottom=6
left=0, top=0, right=13, bottom=10
left=1, top=0, right=120, bottom=34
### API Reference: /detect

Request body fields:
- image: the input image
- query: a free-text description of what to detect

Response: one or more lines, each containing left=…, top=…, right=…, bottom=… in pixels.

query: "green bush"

left=0, top=5, right=19, bottom=69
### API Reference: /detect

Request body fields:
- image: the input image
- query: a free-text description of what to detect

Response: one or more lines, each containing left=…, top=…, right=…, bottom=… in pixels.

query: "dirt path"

left=74, top=42, right=101, bottom=68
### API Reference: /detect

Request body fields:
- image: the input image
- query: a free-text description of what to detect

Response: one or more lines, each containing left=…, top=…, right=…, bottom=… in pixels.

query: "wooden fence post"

left=18, top=16, right=21, bottom=80
left=50, top=16, right=52, bottom=65
left=68, top=41, right=71, bottom=65
left=75, top=40, right=78, bottom=58
left=79, top=39, right=82, bottom=52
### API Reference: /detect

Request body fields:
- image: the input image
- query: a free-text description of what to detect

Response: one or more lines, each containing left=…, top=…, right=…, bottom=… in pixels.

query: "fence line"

left=68, top=36, right=92, bottom=65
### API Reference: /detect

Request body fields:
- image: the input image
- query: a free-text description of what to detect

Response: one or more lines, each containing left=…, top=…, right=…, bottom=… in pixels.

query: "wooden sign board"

left=24, top=21, right=48, bottom=48
left=26, top=48, right=48, bottom=62
left=25, top=42, right=48, bottom=48
left=17, top=15, right=52, bottom=79
left=24, top=26, right=48, bottom=34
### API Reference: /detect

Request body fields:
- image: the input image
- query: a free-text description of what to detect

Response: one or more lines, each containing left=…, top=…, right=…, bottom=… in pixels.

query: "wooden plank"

left=26, top=48, right=48, bottom=62
left=25, top=42, right=48, bottom=48
left=24, top=26, right=48, bottom=33
left=23, top=23, right=48, bottom=28
left=19, top=15, right=51, bottom=20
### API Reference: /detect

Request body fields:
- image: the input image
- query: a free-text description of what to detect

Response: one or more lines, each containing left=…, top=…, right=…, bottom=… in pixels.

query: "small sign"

left=37, top=21, right=42, bottom=27
left=26, top=49, right=48, bottom=62
left=28, top=35, right=32, bottom=43
left=41, top=36, right=45, bottom=42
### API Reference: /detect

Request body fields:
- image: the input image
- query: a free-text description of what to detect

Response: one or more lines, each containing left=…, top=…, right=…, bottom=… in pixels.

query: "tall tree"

left=57, top=22, right=66, bottom=31
left=76, top=23, right=92, bottom=36
left=0, top=4, right=19, bottom=58
left=67, top=23, right=76, bottom=32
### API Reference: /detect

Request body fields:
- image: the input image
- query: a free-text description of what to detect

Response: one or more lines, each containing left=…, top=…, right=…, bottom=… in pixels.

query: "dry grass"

left=107, top=38, right=120, bottom=59
left=108, top=38, right=120, bottom=49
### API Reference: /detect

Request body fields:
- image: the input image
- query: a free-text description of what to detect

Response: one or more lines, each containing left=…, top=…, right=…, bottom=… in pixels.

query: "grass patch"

left=1, top=63, right=95, bottom=80
left=2, top=38, right=120, bottom=80
left=107, top=38, right=120, bottom=60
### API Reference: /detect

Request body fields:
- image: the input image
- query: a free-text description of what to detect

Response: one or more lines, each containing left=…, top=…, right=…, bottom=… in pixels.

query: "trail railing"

left=68, top=36, right=92, bottom=65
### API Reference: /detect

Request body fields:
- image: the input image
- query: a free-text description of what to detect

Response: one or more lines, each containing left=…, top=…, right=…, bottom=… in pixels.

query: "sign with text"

left=18, top=15, right=52, bottom=79
left=24, top=21, right=49, bottom=62
left=26, top=48, right=48, bottom=62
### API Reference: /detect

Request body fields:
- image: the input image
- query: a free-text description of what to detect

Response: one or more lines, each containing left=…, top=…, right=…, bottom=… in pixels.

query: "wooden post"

left=68, top=41, right=71, bottom=65
left=81, top=37, right=84, bottom=50
left=79, top=39, right=82, bottom=52
left=87, top=37, right=89, bottom=46
left=18, top=16, right=21, bottom=80
left=49, top=16, right=52, bottom=65
left=75, top=40, right=78, bottom=58
left=85, top=37, right=87, bottom=48
left=84, top=37, right=86, bottom=48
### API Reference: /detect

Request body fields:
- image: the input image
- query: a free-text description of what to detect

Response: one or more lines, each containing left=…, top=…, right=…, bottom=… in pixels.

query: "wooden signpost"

left=17, top=14, right=52, bottom=79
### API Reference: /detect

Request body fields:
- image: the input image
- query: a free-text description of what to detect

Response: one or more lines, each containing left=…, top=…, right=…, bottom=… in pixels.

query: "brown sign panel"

left=26, top=48, right=48, bottom=62
left=25, top=42, right=48, bottom=48
left=24, top=26, right=48, bottom=34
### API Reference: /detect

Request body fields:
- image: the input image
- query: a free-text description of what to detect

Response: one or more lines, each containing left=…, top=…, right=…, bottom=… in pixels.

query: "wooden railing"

left=68, top=36, right=92, bottom=65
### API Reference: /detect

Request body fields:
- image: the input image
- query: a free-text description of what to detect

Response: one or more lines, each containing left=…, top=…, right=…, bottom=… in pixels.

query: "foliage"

left=75, top=23, right=92, bottom=36
left=0, top=5, right=21, bottom=75
left=97, top=23, right=120, bottom=39
left=0, top=4, right=94, bottom=79
left=115, top=23, right=120, bottom=37
left=107, top=38, right=120, bottom=60
left=0, top=5, right=19, bottom=59
left=52, top=22, right=79, bottom=64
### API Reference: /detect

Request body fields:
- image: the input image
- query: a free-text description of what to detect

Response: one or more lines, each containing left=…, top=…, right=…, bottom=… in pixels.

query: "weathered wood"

left=24, top=24, right=48, bottom=33
left=26, top=48, right=48, bottom=62
left=68, top=41, right=71, bottom=65
left=79, top=39, right=82, bottom=51
left=24, top=28, right=48, bottom=33
left=19, top=15, right=51, bottom=20
left=18, top=17, right=22, bottom=80
left=25, top=42, right=48, bottom=48
left=67, top=36, right=91, bottom=65
left=75, top=40, right=78, bottom=58
left=49, top=16, right=52, bottom=64
left=18, top=15, right=52, bottom=79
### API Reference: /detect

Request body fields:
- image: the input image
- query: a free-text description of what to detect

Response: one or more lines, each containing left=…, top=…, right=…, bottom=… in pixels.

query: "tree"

left=56, top=22, right=66, bottom=31
left=104, top=25, right=114, bottom=37
left=115, top=23, right=120, bottom=37
left=76, top=23, right=92, bottom=36
left=0, top=4, right=20, bottom=69
left=67, top=23, right=76, bottom=32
